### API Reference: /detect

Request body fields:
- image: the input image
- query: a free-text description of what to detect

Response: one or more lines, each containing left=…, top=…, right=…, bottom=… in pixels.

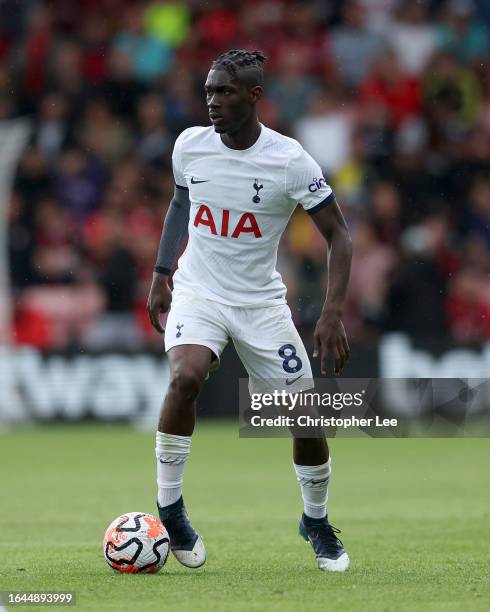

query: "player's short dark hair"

left=211, top=49, right=266, bottom=87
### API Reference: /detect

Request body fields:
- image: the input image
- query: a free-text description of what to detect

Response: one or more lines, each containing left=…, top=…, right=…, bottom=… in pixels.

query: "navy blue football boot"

left=299, top=513, right=350, bottom=572
left=157, top=497, right=206, bottom=568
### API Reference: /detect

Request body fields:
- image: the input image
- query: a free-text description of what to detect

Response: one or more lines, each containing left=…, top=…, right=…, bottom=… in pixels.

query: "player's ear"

left=249, top=85, right=263, bottom=103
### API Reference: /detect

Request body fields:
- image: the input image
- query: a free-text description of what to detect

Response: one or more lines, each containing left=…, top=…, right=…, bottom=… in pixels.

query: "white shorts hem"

left=165, top=338, right=222, bottom=368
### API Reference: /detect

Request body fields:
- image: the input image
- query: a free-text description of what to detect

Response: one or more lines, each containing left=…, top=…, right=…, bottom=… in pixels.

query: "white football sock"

left=293, top=458, right=332, bottom=519
left=156, top=431, right=191, bottom=508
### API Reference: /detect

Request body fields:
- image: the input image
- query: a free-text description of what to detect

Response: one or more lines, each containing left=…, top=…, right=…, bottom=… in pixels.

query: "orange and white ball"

left=103, top=512, right=169, bottom=574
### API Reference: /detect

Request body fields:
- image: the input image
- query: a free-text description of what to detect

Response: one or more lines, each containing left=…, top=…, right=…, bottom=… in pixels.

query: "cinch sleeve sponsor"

left=285, top=148, right=334, bottom=213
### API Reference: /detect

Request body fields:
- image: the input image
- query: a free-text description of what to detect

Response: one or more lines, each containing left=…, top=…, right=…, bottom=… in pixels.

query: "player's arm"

left=147, top=185, right=190, bottom=334
left=309, top=198, right=352, bottom=375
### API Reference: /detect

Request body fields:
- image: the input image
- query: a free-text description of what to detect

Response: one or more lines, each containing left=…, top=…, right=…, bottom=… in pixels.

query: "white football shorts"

left=164, top=289, right=313, bottom=394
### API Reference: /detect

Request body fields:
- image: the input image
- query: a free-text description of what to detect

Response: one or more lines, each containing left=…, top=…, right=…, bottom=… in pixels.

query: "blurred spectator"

left=35, top=92, right=71, bottom=161
left=329, top=0, right=384, bottom=89
left=54, top=146, right=106, bottom=222
left=279, top=2, right=325, bottom=75
left=386, top=1, right=437, bottom=75
left=384, top=215, right=453, bottom=339
left=369, top=180, right=402, bottom=247
left=14, top=147, right=51, bottom=213
left=8, top=193, right=33, bottom=289
left=233, top=1, right=285, bottom=62
left=358, top=0, right=398, bottom=35
left=32, top=198, right=78, bottom=283
left=98, top=47, right=149, bottom=119
left=294, top=90, right=352, bottom=176
left=331, top=127, right=369, bottom=208
left=196, top=1, right=239, bottom=53
left=164, top=63, right=203, bottom=134
left=389, top=118, right=446, bottom=227
left=83, top=210, right=142, bottom=349
left=136, top=93, right=171, bottom=166
left=0, top=0, right=27, bottom=47
left=269, top=46, right=320, bottom=127
left=78, top=97, right=132, bottom=165
left=347, top=220, right=396, bottom=337
left=19, top=4, right=53, bottom=97
left=113, top=4, right=173, bottom=82
left=283, top=209, right=328, bottom=326
left=424, top=51, right=483, bottom=137
left=361, top=48, right=422, bottom=128
left=144, top=1, right=191, bottom=47
left=466, top=175, right=490, bottom=247
left=447, top=226, right=490, bottom=342
left=79, top=15, right=110, bottom=85
left=48, top=40, right=87, bottom=119
left=437, top=0, right=489, bottom=63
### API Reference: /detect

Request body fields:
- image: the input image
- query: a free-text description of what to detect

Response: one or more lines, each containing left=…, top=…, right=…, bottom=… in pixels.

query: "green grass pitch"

left=1, top=422, right=489, bottom=611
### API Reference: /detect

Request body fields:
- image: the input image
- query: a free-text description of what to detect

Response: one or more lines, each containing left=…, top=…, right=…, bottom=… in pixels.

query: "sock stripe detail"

left=156, top=432, right=191, bottom=463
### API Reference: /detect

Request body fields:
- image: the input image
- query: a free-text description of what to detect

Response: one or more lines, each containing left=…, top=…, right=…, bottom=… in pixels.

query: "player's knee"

left=168, top=368, right=205, bottom=401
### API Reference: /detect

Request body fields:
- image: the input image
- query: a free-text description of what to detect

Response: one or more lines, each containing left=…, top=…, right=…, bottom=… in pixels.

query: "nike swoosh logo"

left=285, top=373, right=304, bottom=385
left=191, top=177, right=209, bottom=184
left=310, top=478, right=328, bottom=485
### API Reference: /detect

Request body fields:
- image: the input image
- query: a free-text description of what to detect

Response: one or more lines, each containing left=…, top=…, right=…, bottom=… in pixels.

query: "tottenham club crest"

left=176, top=323, right=184, bottom=338
left=252, top=179, right=263, bottom=203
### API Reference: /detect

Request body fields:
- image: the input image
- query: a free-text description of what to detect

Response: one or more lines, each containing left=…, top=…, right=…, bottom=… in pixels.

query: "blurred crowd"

left=2, top=0, right=489, bottom=350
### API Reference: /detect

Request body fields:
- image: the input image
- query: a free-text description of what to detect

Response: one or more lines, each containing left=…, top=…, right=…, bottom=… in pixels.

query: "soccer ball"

left=103, top=512, right=169, bottom=574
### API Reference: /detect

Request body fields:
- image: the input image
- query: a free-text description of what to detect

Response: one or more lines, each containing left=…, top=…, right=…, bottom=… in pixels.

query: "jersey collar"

left=217, top=123, right=266, bottom=155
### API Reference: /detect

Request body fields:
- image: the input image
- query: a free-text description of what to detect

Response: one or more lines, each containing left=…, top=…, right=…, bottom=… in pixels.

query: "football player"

left=148, top=50, right=352, bottom=572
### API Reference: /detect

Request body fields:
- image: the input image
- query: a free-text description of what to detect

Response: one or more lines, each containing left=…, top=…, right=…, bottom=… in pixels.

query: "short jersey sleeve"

left=285, top=147, right=335, bottom=214
left=172, top=131, right=187, bottom=189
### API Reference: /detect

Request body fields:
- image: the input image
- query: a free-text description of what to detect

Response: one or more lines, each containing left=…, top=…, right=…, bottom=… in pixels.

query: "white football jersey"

left=172, top=124, right=334, bottom=307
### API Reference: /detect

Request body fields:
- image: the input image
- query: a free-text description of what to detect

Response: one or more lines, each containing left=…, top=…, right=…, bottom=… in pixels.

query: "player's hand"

left=147, top=273, right=172, bottom=335
left=313, top=311, right=350, bottom=376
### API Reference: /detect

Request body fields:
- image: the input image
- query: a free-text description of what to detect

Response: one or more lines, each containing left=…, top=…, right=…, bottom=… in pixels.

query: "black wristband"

left=154, top=266, right=171, bottom=275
